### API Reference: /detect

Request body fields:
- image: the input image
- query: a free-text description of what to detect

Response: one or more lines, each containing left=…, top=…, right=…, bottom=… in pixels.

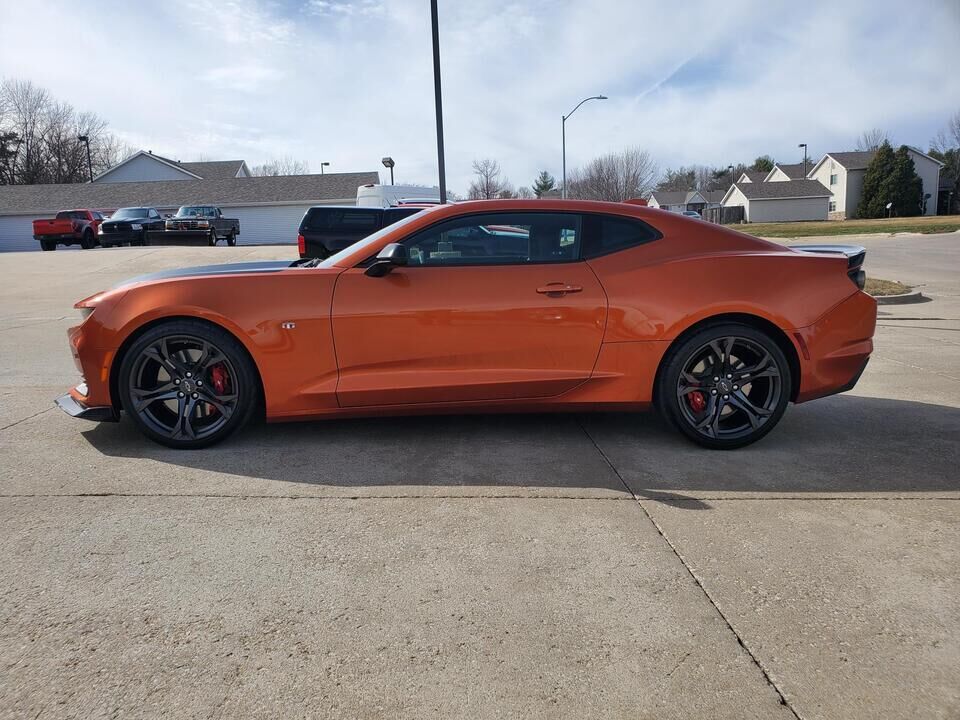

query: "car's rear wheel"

left=656, top=323, right=791, bottom=449
left=227, top=231, right=236, bottom=247
left=40, top=239, right=56, bottom=251
left=117, top=320, right=258, bottom=449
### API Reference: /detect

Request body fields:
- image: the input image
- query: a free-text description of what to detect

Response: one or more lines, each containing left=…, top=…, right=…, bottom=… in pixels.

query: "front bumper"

left=55, top=385, right=118, bottom=422
left=100, top=230, right=142, bottom=245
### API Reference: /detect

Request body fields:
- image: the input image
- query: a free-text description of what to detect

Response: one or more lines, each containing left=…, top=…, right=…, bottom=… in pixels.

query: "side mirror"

left=365, top=243, right=408, bottom=277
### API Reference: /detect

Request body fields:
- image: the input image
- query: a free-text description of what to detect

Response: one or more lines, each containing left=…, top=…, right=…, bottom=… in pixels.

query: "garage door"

left=0, top=215, right=41, bottom=252
left=226, top=205, right=315, bottom=246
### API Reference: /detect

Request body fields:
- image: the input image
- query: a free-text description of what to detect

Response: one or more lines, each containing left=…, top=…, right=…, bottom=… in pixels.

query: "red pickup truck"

left=33, top=209, right=105, bottom=251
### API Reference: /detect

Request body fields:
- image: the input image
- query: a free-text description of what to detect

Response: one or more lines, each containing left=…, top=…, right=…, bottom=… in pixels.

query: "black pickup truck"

left=165, top=206, right=240, bottom=246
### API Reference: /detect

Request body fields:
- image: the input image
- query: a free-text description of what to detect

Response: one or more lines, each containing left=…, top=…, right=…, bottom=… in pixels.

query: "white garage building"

left=720, top=179, right=831, bottom=223
left=0, top=150, right=379, bottom=251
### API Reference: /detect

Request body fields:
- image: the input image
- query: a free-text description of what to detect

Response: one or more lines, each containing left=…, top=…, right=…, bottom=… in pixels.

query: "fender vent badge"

left=281, top=322, right=296, bottom=330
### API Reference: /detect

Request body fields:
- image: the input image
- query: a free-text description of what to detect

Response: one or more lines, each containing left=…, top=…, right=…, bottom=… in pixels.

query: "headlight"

left=197, top=220, right=210, bottom=228
left=131, top=223, right=143, bottom=230
left=97, top=226, right=103, bottom=234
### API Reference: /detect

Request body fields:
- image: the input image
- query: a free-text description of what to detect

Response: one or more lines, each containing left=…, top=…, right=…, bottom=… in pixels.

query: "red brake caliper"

left=687, top=391, right=706, bottom=413
left=209, top=364, right=230, bottom=415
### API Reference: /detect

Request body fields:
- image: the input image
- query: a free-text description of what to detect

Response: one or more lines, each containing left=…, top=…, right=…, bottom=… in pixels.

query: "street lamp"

left=320, top=161, right=330, bottom=175
left=77, top=135, right=92, bottom=182
left=382, top=156, right=395, bottom=185
left=562, top=95, right=607, bottom=199
left=798, top=142, right=808, bottom=177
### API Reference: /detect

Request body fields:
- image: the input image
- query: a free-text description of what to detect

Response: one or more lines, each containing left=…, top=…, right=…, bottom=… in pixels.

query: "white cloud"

left=1, top=0, right=957, bottom=193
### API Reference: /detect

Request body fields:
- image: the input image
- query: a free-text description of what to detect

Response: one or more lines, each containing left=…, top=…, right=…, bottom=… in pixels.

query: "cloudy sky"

left=1, top=0, right=958, bottom=192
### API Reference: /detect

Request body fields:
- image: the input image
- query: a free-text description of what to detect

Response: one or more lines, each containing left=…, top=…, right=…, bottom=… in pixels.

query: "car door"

left=331, top=211, right=607, bottom=407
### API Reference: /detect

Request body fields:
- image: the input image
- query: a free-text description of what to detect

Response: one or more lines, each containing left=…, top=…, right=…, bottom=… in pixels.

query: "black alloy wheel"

left=117, top=320, right=258, bottom=448
left=81, top=230, right=95, bottom=249
left=208, top=229, right=217, bottom=246
left=41, top=239, right=56, bottom=251
left=227, top=232, right=236, bottom=247
left=657, top=323, right=791, bottom=449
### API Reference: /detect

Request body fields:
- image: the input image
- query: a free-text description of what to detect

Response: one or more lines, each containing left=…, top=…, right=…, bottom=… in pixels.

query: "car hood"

left=111, top=260, right=296, bottom=290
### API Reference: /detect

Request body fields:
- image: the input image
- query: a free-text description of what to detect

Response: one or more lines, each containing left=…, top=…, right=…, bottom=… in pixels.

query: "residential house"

left=648, top=189, right=724, bottom=215
left=765, top=162, right=813, bottom=182
left=0, top=151, right=379, bottom=251
left=720, top=179, right=831, bottom=222
left=737, top=171, right=768, bottom=183
left=807, top=148, right=943, bottom=219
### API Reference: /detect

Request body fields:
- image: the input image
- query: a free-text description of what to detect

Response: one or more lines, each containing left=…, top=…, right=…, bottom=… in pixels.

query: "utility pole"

left=77, top=135, right=93, bottom=182
left=430, top=0, right=446, bottom=203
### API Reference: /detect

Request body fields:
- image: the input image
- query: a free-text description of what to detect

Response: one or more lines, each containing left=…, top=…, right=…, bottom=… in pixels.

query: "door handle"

left=536, top=283, right=583, bottom=295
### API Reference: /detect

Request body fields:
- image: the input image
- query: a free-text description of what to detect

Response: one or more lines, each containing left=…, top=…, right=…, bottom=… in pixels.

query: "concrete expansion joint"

left=575, top=417, right=804, bottom=720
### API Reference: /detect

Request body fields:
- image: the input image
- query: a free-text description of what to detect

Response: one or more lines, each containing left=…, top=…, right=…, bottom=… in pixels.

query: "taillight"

left=297, top=233, right=305, bottom=256
left=849, top=269, right=866, bottom=290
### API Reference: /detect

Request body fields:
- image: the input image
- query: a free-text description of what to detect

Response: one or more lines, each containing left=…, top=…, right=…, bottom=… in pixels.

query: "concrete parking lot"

left=1, top=233, right=958, bottom=719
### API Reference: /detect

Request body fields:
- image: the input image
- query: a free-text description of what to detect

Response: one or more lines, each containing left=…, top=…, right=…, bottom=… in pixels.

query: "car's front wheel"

left=656, top=323, right=791, bottom=449
left=117, top=320, right=259, bottom=449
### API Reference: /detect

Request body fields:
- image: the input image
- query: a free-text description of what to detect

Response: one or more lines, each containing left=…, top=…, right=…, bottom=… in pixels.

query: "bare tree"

left=565, top=147, right=658, bottom=202
left=467, top=158, right=509, bottom=200
left=856, top=128, right=889, bottom=152
left=250, top=157, right=311, bottom=176
left=0, top=78, right=131, bottom=184
left=515, top=186, right=534, bottom=199
left=931, top=110, right=960, bottom=214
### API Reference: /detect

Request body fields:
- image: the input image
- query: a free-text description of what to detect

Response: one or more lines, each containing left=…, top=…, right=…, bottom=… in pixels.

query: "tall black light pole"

left=382, top=156, right=395, bottom=185
left=562, top=95, right=607, bottom=199
left=430, top=0, right=446, bottom=203
left=77, top=135, right=92, bottom=182
left=798, top=142, right=808, bottom=177
left=320, top=161, right=330, bottom=175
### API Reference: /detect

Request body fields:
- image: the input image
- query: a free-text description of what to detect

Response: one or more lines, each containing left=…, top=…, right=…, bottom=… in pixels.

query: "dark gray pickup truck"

left=164, top=206, right=240, bottom=246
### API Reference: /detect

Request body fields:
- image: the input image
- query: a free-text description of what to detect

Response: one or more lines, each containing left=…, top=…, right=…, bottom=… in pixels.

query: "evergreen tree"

left=532, top=170, right=556, bottom=197
left=857, top=141, right=896, bottom=218
left=882, top=146, right=923, bottom=217
left=751, top=155, right=774, bottom=172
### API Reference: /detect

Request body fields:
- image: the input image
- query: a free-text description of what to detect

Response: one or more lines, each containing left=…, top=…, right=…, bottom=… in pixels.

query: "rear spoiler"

left=793, top=244, right=866, bottom=270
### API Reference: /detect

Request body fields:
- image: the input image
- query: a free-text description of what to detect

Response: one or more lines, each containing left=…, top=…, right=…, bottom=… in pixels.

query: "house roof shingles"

left=0, top=172, right=380, bottom=216
left=742, top=171, right=767, bottom=183
left=650, top=190, right=689, bottom=205
left=180, top=160, right=248, bottom=180
left=824, top=151, right=876, bottom=171
left=733, top=179, right=831, bottom=200
left=772, top=162, right=812, bottom=179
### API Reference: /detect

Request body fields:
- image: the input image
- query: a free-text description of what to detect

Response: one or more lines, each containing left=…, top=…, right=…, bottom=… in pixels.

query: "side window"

left=149, top=209, right=160, bottom=219
left=404, top=213, right=580, bottom=266
left=581, top=214, right=660, bottom=259
left=305, top=210, right=379, bottom=232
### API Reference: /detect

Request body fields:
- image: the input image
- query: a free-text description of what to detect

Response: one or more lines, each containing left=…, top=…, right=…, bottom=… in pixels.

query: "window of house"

left=830, top=173, right=838, bottom=185
left=403, top=212, right=580, bottom=266
left=829, top=201, right=837, bottom=212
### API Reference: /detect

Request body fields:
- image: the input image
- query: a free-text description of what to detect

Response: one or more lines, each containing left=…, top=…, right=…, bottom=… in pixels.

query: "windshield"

left=318, top=208, right=434, bottom=268
left=177, top=206, right=216, bottom=218
left=111, top=208, right=149, bottom=219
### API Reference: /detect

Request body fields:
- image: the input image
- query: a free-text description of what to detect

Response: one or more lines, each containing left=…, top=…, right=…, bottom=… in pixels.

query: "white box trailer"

left=356, top=184, right=441, bottom=208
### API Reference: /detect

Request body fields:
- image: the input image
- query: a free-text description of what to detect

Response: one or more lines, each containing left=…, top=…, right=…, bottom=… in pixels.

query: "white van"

left=356, top=183, right=442, bottom=208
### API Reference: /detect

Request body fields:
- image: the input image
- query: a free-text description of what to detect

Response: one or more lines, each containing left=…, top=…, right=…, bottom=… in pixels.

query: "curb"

left=874, top=291, right=927, bottom=305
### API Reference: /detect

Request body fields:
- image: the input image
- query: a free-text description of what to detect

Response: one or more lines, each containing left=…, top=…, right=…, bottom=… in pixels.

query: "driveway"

left=1, top=235, right=957, bottom=719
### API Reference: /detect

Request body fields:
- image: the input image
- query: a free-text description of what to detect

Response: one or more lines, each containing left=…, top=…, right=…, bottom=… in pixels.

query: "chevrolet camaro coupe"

left=55, top=200, right=877, bottom=450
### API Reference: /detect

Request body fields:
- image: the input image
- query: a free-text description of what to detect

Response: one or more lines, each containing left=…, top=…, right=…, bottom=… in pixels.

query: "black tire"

left=227, top=231, right=237, bottom=247
left=655, top=322, right=791, bottom=450
left=117, top=319, right=259, bottom=449
left=208, top=229, right=218, bottom=246
left=139, top=229, right=149, bottom=246
left=40, top=239, right=57, bottom=251
left=80, top=230, right=95, bottom=249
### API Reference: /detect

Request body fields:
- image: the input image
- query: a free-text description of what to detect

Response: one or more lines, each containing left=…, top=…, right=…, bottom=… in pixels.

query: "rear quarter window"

left=581, top=214, right=661, bottom=259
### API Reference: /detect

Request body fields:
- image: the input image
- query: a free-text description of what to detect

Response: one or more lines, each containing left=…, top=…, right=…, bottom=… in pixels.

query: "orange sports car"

left=56, top=199, right=876, bottom=450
